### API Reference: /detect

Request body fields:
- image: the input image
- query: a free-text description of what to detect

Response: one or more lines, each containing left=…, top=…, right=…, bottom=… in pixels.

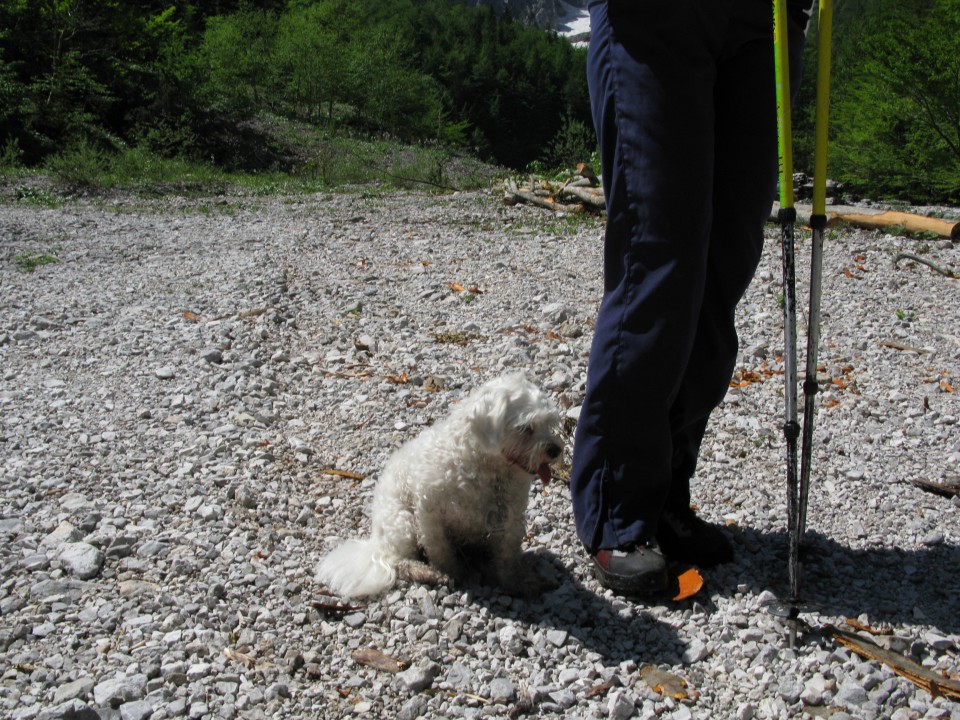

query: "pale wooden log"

left=503, top=179, right=557, bottom=211
left=770, top=203, right=960, bottom=240
left=828, top=210, right=960, bottom=240
left=559, top=184, right=605, bottom=210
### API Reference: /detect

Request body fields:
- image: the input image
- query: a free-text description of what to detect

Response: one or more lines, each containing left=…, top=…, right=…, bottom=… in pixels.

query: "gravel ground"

left=1, top=187, right=958, bottom=720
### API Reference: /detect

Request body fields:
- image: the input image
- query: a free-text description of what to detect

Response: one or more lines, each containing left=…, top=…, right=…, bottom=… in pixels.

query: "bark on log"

left=828, top=624, right=960, bottom=701
left=909, top=478, right=960, bottom=498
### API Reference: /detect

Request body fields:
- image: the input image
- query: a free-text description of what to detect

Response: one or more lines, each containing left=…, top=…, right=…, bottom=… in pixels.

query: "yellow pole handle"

left=773, top=0, right=794, bottom=210
left=811, top=0, right=833, bottom=217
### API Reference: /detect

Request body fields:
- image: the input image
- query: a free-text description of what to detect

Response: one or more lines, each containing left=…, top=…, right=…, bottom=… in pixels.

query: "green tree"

left=199, top=7, right=278, bottom=112
left=829, top=0, right=960, bottom=201
left=274, top=1, right=363, bottom=125
left=349, top=29, right=444, bottom=141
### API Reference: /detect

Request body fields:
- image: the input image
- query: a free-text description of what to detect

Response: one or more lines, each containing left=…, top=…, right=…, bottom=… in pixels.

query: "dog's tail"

left=316, top=539, right=398, bottom=598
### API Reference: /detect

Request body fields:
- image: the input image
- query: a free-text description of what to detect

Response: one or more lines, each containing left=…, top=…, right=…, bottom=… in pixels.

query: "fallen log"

left=769, top=204, right=960, bottom=241
left=828, top=624, right=960, bottom=701
left=560, top=184, right=605, bottom=210
left=909, top=477, right=960, bottom=499
left=828, top=210, right=960, bottom=241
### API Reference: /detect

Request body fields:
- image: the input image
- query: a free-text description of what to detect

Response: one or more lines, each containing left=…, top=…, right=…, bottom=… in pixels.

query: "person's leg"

left=571, top=0, right=725, bottom=559
left=661, top=0, right=812, bottom=564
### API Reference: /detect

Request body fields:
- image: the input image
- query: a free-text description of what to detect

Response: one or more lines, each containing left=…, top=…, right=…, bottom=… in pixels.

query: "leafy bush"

left=538, top=115, right=597, bottom=173
left=43, top=141, right=108, bottom=190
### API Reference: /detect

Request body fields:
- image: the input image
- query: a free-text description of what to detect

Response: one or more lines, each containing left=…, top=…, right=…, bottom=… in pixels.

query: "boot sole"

left=590, top=561, right=669, bottom=596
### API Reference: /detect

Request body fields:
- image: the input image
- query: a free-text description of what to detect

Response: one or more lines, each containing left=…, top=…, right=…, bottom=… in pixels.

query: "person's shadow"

left=721, top=526, right=960, bottom=636
left=466, top=551, right=688, bottom=667
left=466, top=526, right=959, bottom=668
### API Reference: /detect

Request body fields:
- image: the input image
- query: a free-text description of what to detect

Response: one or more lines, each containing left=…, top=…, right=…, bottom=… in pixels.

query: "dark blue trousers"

left=572, top=0, right=811, bottom=552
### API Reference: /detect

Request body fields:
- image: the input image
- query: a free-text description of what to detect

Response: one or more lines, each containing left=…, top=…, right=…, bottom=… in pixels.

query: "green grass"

left=13, top=185, right=61, bottom=207
left=14, top=253, right=59, bottom=273
left=9, top=133, right=502, bottom=200
left=430, top=330, right=484, bottom=345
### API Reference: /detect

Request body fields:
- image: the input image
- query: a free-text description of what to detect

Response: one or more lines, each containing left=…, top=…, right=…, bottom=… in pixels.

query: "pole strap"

left=783, top=420, right=801, bottom=441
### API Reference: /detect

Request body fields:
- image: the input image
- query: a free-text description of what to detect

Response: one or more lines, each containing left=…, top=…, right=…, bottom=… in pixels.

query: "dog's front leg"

left=418, top=524, right=466, bottom=581
left=486, top=525, right=529, bottom=593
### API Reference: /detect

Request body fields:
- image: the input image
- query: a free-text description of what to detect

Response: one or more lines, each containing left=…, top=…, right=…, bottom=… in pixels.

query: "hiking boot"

left=656, top=507, right=734, bottom=568
left=591, top=541, right=669, bottom=595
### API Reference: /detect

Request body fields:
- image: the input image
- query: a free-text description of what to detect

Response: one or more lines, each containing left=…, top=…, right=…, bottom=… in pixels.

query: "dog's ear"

left=468, top=389, right=510, bottom=451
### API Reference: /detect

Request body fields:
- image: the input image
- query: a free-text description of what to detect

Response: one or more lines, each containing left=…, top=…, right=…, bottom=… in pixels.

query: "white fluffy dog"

left=317, top=373, right=563, bottom=598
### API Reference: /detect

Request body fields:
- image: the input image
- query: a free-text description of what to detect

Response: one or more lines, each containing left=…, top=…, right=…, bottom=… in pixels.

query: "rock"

left=59, top=542, right=105, bottom=579
left=343, top=612, right=366, bottom=628
left=264, top=683, right=289, bottom=701
left=40, top=521, right=82, bottom=549
left=682, top=638, right=709, bottom=664
left=835, top=680, right=869, bottom=708
left=154, top=366, right=176, bottom=379
left=444, top=663, right=473, bottom=690
left=37, top=700, right=100, bottom=720
left=93, top=674, right=148, bottom=707
left=106, top=536, right=137, bottom=559
left=235, top=486, right=258, bottom=509
left=397, top=696, right=428, bottom=720
left=119, top=700, right=153, bottom=720
left=59, top=492, right=91, bottom=511
left=53, top=677, right=96, bottom=704
left=396, top=663, right=439, bottom=694
left=117, top=580, right=157, bottom=598
left=800, top=673, right=827, bottom=705
left=487, top=677, right=516, bottom=704
left=779, top=678, right=803, bottom=704
left=545, top=628, right=569, bottom=648
left=542, top=303, right=571, bottom=324
left=608, top=690, right=636, bottom=720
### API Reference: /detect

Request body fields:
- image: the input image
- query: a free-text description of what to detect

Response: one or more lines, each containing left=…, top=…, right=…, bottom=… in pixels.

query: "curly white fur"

left=317, top=373, right=563, bottom=598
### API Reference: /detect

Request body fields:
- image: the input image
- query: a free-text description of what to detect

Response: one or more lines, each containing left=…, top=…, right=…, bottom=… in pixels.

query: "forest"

left=0, top=0, right=957, bottom=202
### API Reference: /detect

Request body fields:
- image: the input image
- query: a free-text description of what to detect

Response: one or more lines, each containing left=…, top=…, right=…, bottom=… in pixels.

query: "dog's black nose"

left=547, top=443, right=562, bottom=459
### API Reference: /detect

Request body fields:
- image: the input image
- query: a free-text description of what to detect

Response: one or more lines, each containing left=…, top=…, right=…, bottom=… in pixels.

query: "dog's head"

left=463, top=373, right=563, bottom=484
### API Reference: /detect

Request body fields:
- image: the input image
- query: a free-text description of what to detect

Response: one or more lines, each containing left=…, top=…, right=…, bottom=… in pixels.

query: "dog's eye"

left=519, top=425, right=534, bottom=435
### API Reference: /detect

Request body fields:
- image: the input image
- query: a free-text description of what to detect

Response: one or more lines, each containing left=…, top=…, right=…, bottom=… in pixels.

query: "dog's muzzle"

left=507, top=441, right=561, bottom=484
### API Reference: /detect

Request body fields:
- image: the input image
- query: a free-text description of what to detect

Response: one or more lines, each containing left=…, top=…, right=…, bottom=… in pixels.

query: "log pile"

left=503, top=163, right=604, bottom=213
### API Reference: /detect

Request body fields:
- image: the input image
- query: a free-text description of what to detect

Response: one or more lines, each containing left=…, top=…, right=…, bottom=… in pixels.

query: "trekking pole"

left=798, top=0, right=833, bottom=555
left=773, top=0, right=801, bottom=648
left=774, top=0, right=834, bottom=648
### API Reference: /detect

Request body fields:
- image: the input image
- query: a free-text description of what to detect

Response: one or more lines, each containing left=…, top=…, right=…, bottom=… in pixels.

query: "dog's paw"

left=506, top=572, right=559, bottom=600
left=494, top=552, right=562, bottom=599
